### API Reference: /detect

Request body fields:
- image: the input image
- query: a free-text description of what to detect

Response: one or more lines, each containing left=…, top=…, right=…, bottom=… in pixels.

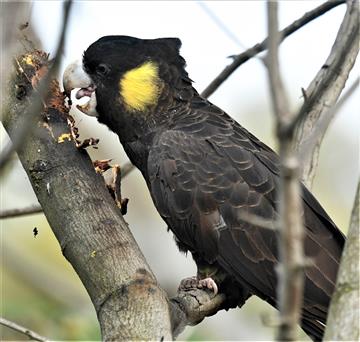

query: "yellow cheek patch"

left=119, top=61, right=161, bottom=112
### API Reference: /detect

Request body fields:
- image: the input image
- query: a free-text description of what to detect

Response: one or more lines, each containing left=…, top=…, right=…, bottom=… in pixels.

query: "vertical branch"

left=266, top=2, right=291, bottom=124
left=266, top=1, right=305, bottom=340
left=293, top=0, right=359, bottom=188
left=324, top=180, right=360, bottom=341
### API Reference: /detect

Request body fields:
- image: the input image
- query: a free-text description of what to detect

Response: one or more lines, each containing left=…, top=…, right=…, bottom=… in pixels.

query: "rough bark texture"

left=0, top=2, right=41, bottom=93
left=324, top=180, right=360, bottom=341
left=2, top=51, right=173, bottom=341
left=170, top=290, right=226, bottom=338
left=294, top=0, right=359, bottom=188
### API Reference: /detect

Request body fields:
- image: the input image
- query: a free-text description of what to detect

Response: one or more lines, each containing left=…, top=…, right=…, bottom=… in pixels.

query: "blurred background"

left=1, top=1, right=359, bottom=341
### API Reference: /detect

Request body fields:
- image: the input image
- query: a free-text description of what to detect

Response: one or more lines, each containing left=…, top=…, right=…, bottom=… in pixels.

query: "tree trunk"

left=2, top=50, right=173, bottom=341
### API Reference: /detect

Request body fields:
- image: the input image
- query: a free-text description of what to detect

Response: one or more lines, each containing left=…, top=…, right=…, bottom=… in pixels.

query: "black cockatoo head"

left=63, top=35, right=190, bottom=125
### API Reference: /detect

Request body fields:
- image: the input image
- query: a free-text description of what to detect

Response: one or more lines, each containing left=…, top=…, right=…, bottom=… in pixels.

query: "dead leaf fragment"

left=76, top=137, right=99, bottom=149
left=93, top=159, right=112, bottom=174
left=31, top=65, right=48, bottom=89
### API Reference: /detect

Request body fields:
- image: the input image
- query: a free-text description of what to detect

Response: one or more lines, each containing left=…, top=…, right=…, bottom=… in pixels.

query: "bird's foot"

left=198, top=277, right=218, bottom=295
left=178, top=276, right=218, bottom=295
left=179, top=276, right=198, bottom=290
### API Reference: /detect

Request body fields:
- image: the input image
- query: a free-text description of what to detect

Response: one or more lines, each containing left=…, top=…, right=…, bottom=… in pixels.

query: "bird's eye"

left=96, top=63, right=110, bottom=76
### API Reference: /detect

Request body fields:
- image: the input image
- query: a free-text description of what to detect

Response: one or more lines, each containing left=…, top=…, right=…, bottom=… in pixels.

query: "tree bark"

left=2, top=51, right=173, bottom=341
left=324, top=180, right=360, bottom=341
left=294, top=0, right=359, bottom=188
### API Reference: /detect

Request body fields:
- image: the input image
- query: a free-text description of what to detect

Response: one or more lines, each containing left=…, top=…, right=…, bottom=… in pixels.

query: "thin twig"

left=0, top=316, right=49, bottom=342
left=0, top=0, right=72, bottom=173
left=201, top=0, right=346, bottom=98
left=196, top=1, right=247, bottom=50
left=238, top=211, right=278, bottom=230
left=0, top=205, right=43, bottom=219
left=1, top=162, right=135, bottom=219
left=266, top=2, right=305, bottom=340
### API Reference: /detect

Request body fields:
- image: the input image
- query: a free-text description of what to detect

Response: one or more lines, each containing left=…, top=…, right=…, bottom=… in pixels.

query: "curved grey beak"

left=63, top=60, right=98, bottom=117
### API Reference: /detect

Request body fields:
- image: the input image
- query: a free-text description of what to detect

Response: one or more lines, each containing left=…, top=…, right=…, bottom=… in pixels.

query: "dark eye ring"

left=96, top=63, right=110, bottom=76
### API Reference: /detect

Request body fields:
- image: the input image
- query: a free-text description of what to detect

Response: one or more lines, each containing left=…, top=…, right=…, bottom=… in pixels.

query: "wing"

left=148, top=101, right=279, bottom=286
left=147, top=101, right=344, bottom=337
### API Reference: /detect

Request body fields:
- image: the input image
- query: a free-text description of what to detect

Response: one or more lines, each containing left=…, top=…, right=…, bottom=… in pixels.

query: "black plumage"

left=74, top=36, right=345, bottom=340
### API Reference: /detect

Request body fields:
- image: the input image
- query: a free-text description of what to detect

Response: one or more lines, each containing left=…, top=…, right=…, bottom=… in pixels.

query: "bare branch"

left=266, top=1, right=291, bottom=125
left=239, top=211, right=278, bottom=230
left=0, top=205, right=43, bottom=219
left=3, top=51, right=173, bottom=340
left=293, top=0, right=359, bottom=188
left=266, top=2, right=305, bottom=340
left=201, top=0, right=346, bottom=98
left=324, top=179, right=360, bottom=340
left=0, top=0, right=72, bottom=173
left=265, top=1, right=359, bottom=339
left=299, top=77, right=359, bottom=161
left=170, top=289, right=226, bottom=338
left=0, top=316, right=49, bottom=342
left=196, top=2, right=247, bottom=50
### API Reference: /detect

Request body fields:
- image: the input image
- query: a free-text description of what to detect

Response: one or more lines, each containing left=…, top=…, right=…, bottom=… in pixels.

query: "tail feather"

left=301, top=317, right=326, bottom=341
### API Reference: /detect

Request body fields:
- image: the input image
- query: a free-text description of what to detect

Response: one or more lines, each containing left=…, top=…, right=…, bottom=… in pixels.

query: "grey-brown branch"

left=294, top=0, right=360, bottom=188
left=0, top=316, right=49, bottom=342
left=324, top=180, right=360, bottom=341
left=266, top=2, right=305, bottom=340
left=0, top=205, right=43, bottom=219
